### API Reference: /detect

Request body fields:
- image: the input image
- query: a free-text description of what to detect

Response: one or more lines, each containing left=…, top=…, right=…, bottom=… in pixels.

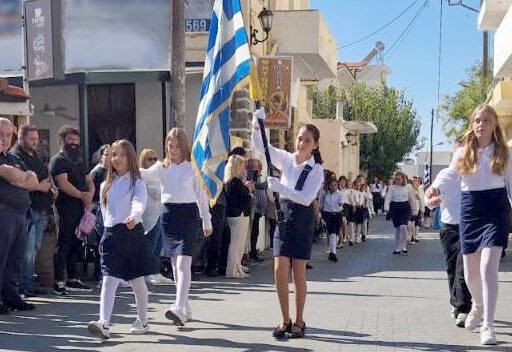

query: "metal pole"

left=169, top=0, right=185, bottom=129
left=483, top=30, right=489, bottom=82
left=430, top=108, right=434, bottom=175
left=21, top=0, right=30, bottom=121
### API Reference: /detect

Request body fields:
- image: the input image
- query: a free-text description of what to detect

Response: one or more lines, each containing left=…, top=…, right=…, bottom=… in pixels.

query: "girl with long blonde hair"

left=223, top=155, right=253, bottom=278
left=88, top=140, right=154, bottom=339
left=450, top=104, right=512, bottom=345
left=140, top=128, right=212, bottom=326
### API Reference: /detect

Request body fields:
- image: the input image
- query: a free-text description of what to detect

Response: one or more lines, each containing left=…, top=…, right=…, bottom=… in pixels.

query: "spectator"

left=10, top=124, right=56, bottom=297
left=248, top=158, right=266, bottom=262
left=0, top=118, right=48, bottom=313
left=50, top=125, right=95, bottom=295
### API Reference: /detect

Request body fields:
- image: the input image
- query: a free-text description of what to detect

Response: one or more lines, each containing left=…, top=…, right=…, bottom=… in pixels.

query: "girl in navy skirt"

left=252, top=109, right=324, bottom=339
left=450, top=104, right=512, bottom=345
left=359, top=183, right=372, bottom=242
left=339, top=176, right=350, bottom=244
left=384, top=172, right=414, bottom=255
left=320, top=177, right=343, bottom=262
left=88, top=140, right=154, bottom=339
left=141, top=128, right=213, bottom=326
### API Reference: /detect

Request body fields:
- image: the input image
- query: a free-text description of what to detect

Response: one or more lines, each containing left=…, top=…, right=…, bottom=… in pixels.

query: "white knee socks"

left=399, top=225, right=408, bottom=251
left=100, top=275, right=148, bottom=325
left=171, top=255, right=192, bottom=312
left=329, top=233, right=337, bottom=254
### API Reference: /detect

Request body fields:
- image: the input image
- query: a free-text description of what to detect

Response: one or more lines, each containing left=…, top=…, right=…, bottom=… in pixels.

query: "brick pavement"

left=1, top=215, right=512, bottom=351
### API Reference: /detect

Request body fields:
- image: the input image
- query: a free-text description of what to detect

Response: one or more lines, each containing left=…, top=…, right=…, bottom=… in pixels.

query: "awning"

left=341, top=120, right=378, bottom=134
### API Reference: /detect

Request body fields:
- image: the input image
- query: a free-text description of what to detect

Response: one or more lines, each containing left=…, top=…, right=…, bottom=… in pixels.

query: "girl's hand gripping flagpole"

left=253, top=107, right=284, bottom=232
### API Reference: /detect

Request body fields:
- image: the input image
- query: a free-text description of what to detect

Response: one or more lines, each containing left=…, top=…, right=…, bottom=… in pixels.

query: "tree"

left=440, top=61, right=492, bottom=138
left=340, top=84, right=421, bottom=179
left=312, top=84, right=338, bottom=119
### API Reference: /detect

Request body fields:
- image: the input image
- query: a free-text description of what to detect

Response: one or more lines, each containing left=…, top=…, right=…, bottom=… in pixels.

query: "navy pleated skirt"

left=389, top=201, right=411, bottom=228
left=460, top=187, right=510, bottom=255
left=322, top=211, right=342, bottom=234
left=160, top=203, right=201, bottom=257
left=100, top=223, right=158, bottom=281
left=273, top=199, right=315, bottom=260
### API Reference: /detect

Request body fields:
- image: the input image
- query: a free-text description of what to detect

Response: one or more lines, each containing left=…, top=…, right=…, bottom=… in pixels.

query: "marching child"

left=320, top=177, right=344, bottom=262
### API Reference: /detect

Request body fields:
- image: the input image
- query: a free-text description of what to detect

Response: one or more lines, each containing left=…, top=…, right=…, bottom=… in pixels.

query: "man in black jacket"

left=10, top=124, right=56, bottom=296
left=0, top=118, right=49, bottom=314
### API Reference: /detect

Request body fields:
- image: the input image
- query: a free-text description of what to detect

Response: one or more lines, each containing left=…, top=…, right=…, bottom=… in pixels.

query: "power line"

left=384, top=0, right=428, bottom=60
left=338, top=0, right=421, bottom=49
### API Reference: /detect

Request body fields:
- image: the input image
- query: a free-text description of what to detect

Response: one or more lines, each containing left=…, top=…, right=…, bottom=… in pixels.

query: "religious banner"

left=257, top=56, right=292, bottom=129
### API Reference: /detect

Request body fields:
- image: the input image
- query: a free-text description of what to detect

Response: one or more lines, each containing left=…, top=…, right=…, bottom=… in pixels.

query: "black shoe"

left=414, top=239, right=420, bottom=243
left=502, top=250, right=507, bottom=258
left=0, top=304, right=10, bottom=314
left=362, top=235, right=366, bottom=242
left=401, top=250, right=408, bottom=255
left=348, top=241, right=353, bottom=246
left=291, top=322, right=306, bottom=338
left=328, top=252, right=338, bottom=262
left=392, top=250, right=401, bottom=255
left=272, top=320, right=292, bottom=339
left=306, top=263, right=313, bottom=270
left=7, top=300, right=35, bottom=311
left=53, top=282, right=68, bottom=296
left=65, top=280, right=92, bottom=292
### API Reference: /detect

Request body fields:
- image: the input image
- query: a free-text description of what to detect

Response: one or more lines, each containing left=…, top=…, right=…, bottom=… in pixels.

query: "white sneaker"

left=87, top=320, right=110, bottom=339
left=455, top=313, right=468, bottom=328
left=148, top=274, right=174, bottom=285
left=450, top=306, right=457, bottom=319
left=165, top=305, right=186, bottom=326
left=183, top=306, right=192, bottom=322
left=465, top=306, right=483, bottom=330
left=130, top=319, right=149, bottom=335
left=242, top=266, right=250, bottom=274
left=480, top=326, right=497, bottom=345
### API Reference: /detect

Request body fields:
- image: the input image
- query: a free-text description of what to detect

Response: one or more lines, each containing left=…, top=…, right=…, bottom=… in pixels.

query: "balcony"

left=491, top=80, right=512, bottom=112
left=494, top=5, right=512, bottom=77
left=478, top=0, right=512, bottom=30
left=269, top=10, right=338, bottom=79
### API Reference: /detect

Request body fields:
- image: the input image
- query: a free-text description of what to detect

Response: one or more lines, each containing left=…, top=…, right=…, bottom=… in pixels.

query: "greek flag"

left=191, top=0, right=251, bottom=203
left=424, top=163, right=431, bottom=187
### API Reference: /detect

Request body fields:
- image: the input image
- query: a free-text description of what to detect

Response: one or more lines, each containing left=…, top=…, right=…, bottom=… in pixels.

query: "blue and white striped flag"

left=191, top=0, right=251, bottom=203
left=424, top=163, right=431, bottom=187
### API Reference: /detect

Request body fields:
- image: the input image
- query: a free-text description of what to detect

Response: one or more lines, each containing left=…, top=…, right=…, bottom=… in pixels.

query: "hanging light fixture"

left=250, top=7, right=273, bottom=46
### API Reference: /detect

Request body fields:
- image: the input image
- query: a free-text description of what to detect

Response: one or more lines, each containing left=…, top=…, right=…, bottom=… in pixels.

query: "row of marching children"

left=317, top=171, right=374, bottom=262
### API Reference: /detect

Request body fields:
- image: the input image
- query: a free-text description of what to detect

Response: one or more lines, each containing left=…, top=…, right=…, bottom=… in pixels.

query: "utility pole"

left=169, top=0, right=185, bottom=129
left=430, top=108, right=434, bottom=176
left=483, top=30, right=489, bottom=82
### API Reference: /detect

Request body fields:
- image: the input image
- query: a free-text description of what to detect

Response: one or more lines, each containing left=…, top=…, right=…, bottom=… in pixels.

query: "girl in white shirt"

left=352, top=182, right=365, bottom=244
left=252, top=109, right=324, bottom=339
left=408, top=177, right=422, bottom=244
left=359, top=184, right=373, bottom=242
left=140, top=128, right=213, bottom=326
left=87, top=140, right=152, bottom=339
left=450, top=104, right=512, bottom=345
left=345, top=180, right=356, bottom=245
left=384, top=172, right=414, bottom=254
left=338, top=176, right=350, bottom=244
left=320, top=177, right=343, bottom=262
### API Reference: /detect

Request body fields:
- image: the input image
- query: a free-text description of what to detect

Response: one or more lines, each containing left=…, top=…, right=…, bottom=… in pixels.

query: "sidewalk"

left=1, top=215, right=512, bottom=351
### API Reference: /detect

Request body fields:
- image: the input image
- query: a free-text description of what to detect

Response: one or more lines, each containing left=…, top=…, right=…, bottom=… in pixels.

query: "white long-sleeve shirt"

left=252, top=117, right=324, bottom=207
left=340, top=188, right=352, bottom=206
left=352, top=189, right=364, bottom=207
left=450, top=146, right=512, bottom=200
left=320, top=190, right=344, bottom=213
left=141, top=179, right=162, bottom=234
left=100, top=173, right=148, bottom=228
left=140, top=160, right=212, bottom=231
left=384, top=184, right=413, bottom=212
left=425, top=167, right=461, bottom=225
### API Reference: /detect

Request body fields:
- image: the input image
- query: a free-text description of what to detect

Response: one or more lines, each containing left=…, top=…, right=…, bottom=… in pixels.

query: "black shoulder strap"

left=295, top=164, right=313, bottom=191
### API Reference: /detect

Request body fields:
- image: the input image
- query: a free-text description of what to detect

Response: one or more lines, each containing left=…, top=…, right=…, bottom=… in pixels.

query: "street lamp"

left=250, top=7, right=273, bottom=46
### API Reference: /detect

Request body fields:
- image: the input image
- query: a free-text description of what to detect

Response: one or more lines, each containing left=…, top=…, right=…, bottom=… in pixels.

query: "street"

left=2, top=215, right=512, bottom=352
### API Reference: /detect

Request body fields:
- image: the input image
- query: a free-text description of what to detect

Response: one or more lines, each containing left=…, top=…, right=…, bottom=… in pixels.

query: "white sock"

left=394, top=227, right=400, bottom=251
left=400, top=225, right=408, bottom=250
left=99, top=276, right=120, bottom=325
left=173, top=255, right=192, bottom=311
left=329, top=234, right=337, bottom=254
left=481, top=246, right=502, bottom=327
left=463, top=251, right=484, bottom=311
left=129, top=276, right=149, bottom=324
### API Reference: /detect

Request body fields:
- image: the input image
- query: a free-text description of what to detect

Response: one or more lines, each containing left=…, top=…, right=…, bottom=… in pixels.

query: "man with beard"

left=49, top=125, right=94, bottom=295
left=0, top=118, right=48, bottom=314
left=10, top=124, right=56, bottom=297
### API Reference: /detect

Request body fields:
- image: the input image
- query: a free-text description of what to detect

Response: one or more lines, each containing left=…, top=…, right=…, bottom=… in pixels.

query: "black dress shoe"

left=328, top=252, right=338, bottom=262
left=306, top=263, right=313, bottom=270
left=0, top=304, right=10, bottom=315
left=272, top=320, right=292, bottom=339
left=7, top=300, right=35, bottom=311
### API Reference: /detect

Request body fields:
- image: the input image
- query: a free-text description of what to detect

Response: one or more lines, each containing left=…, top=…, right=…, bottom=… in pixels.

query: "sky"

left=311, top=0, right=485, bottom=153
